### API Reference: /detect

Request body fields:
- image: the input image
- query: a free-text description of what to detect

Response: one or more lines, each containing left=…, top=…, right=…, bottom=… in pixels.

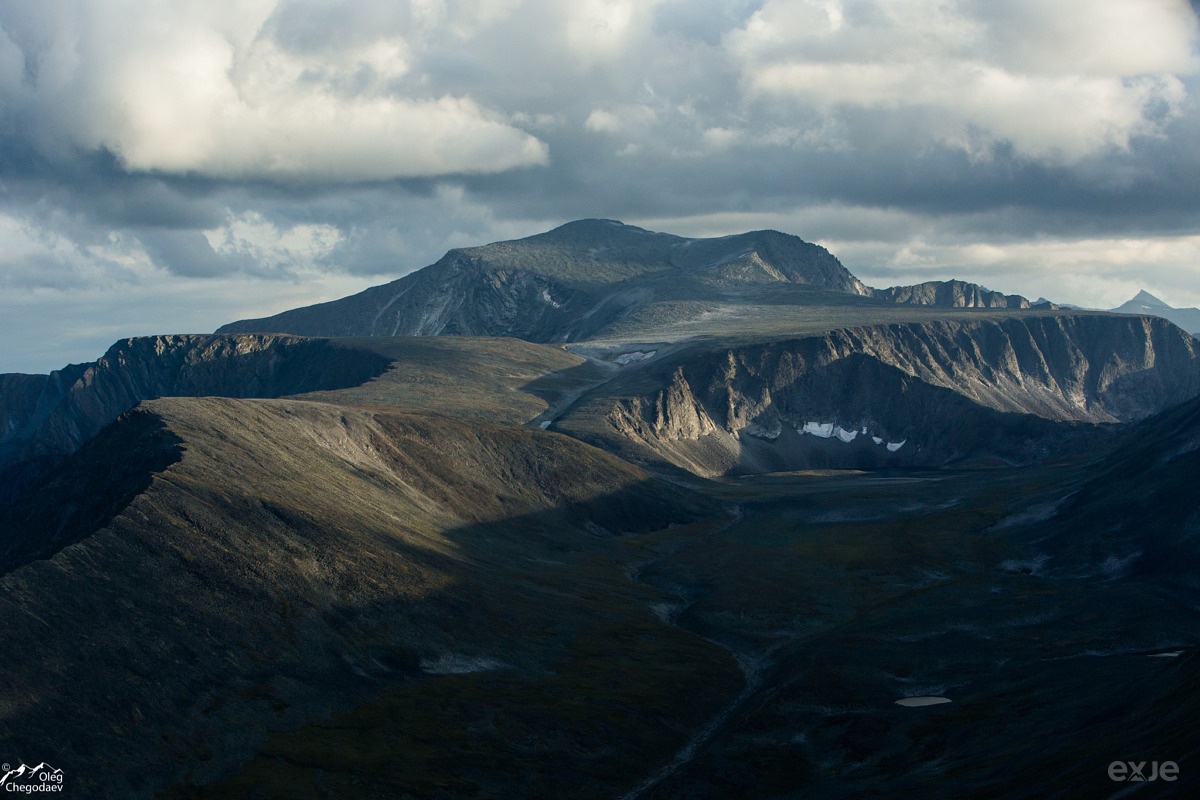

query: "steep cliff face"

left=873, top=279, right=1032, bottom=308
left=584, top=315, right=1200, bottom=474
left=0, top=335, right=390, bottom=469
left=217, top=220, right=872, bottom=340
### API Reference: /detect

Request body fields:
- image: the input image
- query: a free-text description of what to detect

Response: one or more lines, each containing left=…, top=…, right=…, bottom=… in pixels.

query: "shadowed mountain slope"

left=0, top=396, right=727, bottom=799
left=1030, top=391, right=1200, bottom=579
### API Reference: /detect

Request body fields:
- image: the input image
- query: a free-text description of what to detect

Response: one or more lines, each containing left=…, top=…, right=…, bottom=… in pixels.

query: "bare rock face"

left=0, top=334, right=390, bottom=469
left=873, top=280, right=1032, bottom=309
left=217, top=219, right=872, bottom=341
left=588, top=315, right=1200, bottom=474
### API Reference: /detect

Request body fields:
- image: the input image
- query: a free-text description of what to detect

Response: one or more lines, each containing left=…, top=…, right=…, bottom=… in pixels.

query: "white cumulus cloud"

left=1, top=0, right=548, bottom=182
left=726, top=0, right=1200, bottom=163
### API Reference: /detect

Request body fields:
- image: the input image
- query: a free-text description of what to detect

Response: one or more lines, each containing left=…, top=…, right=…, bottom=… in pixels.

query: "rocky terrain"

left=3, top=219, right=1200, bottom=798
left=555, top=314, right=1200, bottom=475
left=0, top=334, right=390, bottom=470
left=873, top=278, right=1039, bottom=308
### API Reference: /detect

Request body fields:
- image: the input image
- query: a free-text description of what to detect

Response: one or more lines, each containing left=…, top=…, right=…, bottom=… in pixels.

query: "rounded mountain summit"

left=216, top=219, right=877, bottom=342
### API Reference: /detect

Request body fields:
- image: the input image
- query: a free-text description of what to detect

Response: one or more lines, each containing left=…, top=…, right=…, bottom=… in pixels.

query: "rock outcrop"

left=873, top=279, right=1032, bottom=309
left=0, top=334, right=390, bottom=469
left=570, top=314, right=1200, bottom=474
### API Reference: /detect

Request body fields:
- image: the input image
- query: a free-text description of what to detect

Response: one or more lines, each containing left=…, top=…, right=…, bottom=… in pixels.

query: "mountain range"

left=2, top=220, right=1199, bottom=798
left=217, top=219, right=1039, bottom=343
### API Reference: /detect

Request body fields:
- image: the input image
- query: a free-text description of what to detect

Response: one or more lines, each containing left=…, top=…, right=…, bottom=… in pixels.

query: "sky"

left=2, top=0, right=1200, bottom=373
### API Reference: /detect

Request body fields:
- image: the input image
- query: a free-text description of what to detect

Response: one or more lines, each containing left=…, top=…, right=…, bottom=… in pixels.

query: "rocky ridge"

left=559, top=315, right=1200, bottom=475
left=0, top=334, right=390, bottom=470
left=873, top=279, right=1040, bottom=309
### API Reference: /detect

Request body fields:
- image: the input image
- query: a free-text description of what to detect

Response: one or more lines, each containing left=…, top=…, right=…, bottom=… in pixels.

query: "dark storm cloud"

left=137, top=230, right=255, bottom=279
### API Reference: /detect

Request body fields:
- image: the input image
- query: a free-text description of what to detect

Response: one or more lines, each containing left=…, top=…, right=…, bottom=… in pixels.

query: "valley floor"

left=165, top=462, right=1200, bottom=799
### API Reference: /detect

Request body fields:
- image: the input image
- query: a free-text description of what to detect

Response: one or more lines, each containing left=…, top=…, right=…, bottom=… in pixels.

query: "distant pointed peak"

left=1130, top=289, right=1169, bottom=307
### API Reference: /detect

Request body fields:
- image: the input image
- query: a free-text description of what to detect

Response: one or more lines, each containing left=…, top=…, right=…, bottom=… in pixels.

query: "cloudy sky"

left=2, top=0, right=1199, bottom=373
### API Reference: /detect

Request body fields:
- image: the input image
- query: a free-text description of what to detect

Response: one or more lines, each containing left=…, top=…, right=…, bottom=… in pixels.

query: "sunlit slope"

left=555, top=314, right=1200, bottom=475
left=296, top=335, right=592, bottom=424
left=0, top=396, right=728, bottom=799
left=0, top=334, right=596, bottom=475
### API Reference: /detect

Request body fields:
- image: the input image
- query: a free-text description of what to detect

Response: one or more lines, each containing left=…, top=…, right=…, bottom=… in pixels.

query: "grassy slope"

left=294, top=336, right=586, bottom=425
left=0, top=396, right=739, bottom=799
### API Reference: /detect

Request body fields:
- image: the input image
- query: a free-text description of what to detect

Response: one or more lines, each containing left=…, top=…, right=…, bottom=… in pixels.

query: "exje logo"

left=1108, top=760, right=1179, bottom=782
left=0, top=763, right=64, bottom=794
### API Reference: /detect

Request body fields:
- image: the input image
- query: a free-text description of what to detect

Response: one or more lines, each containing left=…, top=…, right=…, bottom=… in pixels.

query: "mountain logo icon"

left=0, top=762, right=65, bottom=792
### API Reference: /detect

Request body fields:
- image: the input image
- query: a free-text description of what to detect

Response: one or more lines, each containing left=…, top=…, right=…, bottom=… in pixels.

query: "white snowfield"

left=802, top=421, right=835, bottom=438
left=799, top=420, right=905, bottom=452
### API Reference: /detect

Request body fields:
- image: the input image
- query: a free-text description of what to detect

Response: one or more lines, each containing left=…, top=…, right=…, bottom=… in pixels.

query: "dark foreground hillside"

left=0, top=396, right=732, bottom=799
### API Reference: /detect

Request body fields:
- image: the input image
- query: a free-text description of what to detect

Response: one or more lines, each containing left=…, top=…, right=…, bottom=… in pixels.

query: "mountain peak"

left=1111, top=290, right=1200, bottom=336
left=1127, top=289, right=1170, bottom=308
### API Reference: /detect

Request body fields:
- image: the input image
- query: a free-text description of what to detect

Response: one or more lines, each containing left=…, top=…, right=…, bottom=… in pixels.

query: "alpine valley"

left=3, top=220, right=1199, bottom=798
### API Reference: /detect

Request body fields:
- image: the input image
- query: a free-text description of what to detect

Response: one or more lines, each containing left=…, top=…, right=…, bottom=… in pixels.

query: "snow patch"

left=797, top=419, right=904, bottom=452
left=541, top=288, right=562, bottom=308
left=802, top=421, right=835, bottom=438
left=615, top=350, right=656, bottom=365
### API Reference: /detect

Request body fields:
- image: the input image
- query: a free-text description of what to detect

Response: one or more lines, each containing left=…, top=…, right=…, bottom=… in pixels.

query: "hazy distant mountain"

left=1111, top=290, right=1200, bottom=336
